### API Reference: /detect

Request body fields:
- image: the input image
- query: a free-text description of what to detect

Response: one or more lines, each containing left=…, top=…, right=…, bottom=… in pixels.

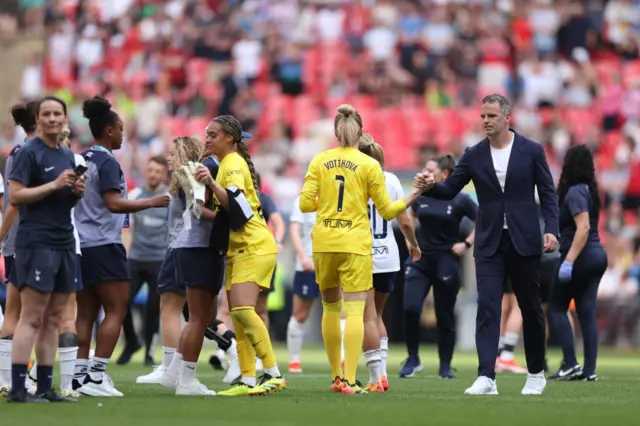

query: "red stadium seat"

left=162, top=117, right=187, bottom=136
left=186, top=58, right=211, bottom=88
left=622, top=60, right=640, bottom=87
left=593, top=59, right=622, bottom=85
left=187, top=117, right=210, bottom=139
left=403, top=107, right=432, bottom=148
left=624, top=211, right=636, bottom=225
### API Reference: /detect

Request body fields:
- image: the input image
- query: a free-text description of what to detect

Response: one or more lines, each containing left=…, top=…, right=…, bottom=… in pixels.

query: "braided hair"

left=211, top=115, right=259, bottom=192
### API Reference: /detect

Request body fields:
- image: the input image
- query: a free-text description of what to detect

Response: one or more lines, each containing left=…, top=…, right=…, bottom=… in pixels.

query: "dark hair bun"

left=82, top=96, right=112, bottom=120
left=11, top=103, right=29, bottom=126
left=11, top=101, right=37, bottom=133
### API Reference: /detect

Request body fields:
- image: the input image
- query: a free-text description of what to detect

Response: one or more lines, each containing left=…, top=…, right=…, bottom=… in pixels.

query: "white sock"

left=88, top=357, right=109, bottom=381
left=264, top=364, right=281, bottom=378
left=226, top=339, right=238, bottom=358
left=498, top=335, right=505, bottom=351
left=74, top=359, right=88, bottom=380
left=179, top=361, right=196, bottom=385
left=287, top=317, right=304, bottom=363
left=162, top=347, right=176, bottom=369
left=380, top=337, right=389, bottom=377
left=59, top=346, right=78, bottom=390
left=340, top=318, right=346, bottom=361
left=167, top=352, right=183, bottom=377
left=241, top=376, right=256, bottom=387
left=502, top=332, right=520, bottom=361
left=0, top=339, right=11, bottom=385
left=30, top=361, right=37, bottom=380
left=0, top=307, right=4, bottom=331
left=364, top=349, right=381, bottom=385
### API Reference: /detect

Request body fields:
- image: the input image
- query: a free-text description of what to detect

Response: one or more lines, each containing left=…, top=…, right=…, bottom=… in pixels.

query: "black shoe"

left=209, top=353, right=224, bottom=371
left=36, top=389, right=78, bottom=403
left=116, top=342, right=142, bottom=365
left=439, top=365, right=456, bottom=379
left=6, top=389, right=49, bottom=403
left=577, top=372, right=598, bottom=381
left=144, top=355, right=156, bottom=367
left=72, top=377, right=85, bottom=391
left=548, top=363, right=583, bottom=380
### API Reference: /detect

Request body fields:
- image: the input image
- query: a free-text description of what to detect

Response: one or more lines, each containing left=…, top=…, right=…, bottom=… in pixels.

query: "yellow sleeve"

left=222, top=155, right=246, bottom=191
left=368, top=163, right=407, bottom=220
left=300, top=157, right=318, bottom=213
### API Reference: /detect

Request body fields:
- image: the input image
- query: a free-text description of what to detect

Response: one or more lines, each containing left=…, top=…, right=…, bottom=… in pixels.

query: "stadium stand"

left=1, top=0, right=639, bottom=347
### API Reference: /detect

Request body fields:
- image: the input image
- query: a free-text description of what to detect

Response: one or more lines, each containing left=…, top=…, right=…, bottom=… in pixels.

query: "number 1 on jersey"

left=335, top=175, right=345, bottom=212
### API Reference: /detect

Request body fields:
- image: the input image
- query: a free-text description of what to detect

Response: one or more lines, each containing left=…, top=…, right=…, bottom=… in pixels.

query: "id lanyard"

left=93, top=145, right=129, bottom=228
left=92, top=144, right=113, bottom=156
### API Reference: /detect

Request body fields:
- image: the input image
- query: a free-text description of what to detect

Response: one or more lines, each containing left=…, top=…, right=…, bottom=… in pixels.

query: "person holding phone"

left=6, top=96, right=84, bottom=403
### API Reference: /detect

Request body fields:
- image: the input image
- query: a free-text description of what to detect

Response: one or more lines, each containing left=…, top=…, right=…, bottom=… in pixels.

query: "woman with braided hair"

left=195, top=115, right=285, bottom=396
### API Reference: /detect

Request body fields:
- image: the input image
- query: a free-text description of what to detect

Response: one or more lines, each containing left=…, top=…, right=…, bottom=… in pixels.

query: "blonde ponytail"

left=334, top=104, right=363, bottom=148
left=358, top=133, right=385, bottom=169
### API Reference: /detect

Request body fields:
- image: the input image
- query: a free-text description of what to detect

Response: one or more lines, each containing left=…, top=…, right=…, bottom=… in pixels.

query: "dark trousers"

left=122, top=259, right=162, bottom=355
left=475, top=230, right=546, bottom=379
left=548, top=245, right=607, bottom=376
left=403, top=252, right=461, bottom=367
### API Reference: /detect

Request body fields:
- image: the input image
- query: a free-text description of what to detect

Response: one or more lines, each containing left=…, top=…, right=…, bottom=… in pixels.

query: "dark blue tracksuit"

left=548, top=184, right=607, bottom=377
left=404, top=193, right=477, bottom=368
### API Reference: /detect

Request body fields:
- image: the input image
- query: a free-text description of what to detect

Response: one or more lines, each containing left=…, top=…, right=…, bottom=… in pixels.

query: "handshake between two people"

left=412, top=171, right=436, bottom=192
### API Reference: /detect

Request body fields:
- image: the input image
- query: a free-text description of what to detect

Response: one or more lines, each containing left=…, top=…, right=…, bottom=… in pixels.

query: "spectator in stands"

left=4, top=0, right=640, bottom=350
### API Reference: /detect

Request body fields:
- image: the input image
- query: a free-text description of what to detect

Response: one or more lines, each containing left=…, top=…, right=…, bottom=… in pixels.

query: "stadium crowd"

left=0, top=0, right=639, bottom=347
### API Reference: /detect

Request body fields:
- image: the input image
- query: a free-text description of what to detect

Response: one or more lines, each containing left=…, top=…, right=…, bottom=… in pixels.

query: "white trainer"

left=61, top=388, right=81, bottom=398
left=464, top=376, right=499, bottom=395
left=25, top=376, right=37, bottom=395
left=136, top=366, right=167, bottom=384
left=79, top=373, right=124, bottom=397
left=521, top=371, right=546, bottom=395
left=176, top=379, right=216, bottom=396
left=0, top=384, right=10, bottom=396
left=159, top=371, right=179, bottom=390
left=223, top=356, right=241, bottom=384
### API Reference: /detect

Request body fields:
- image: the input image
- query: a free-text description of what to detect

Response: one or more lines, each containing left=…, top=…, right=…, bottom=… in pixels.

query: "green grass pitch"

left=3, top=345, right=639, bottom=426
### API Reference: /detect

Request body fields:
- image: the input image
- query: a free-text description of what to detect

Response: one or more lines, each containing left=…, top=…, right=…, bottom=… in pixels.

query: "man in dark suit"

left=418, top=94, right=559, bottom=395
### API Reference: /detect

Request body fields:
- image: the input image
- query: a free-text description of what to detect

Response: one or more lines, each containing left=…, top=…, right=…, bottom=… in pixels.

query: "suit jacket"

left=426, top=130, right=559, bottom=258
